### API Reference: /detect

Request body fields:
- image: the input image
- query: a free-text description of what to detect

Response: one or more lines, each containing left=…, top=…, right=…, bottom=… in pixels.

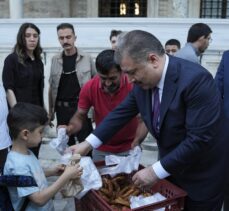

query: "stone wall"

left=0, top=0, right=88, bottom=18
left=0, top=0, right=9, bottom=18
left=0, top=0, right=201, bottom=18
left=71, top=0, right=87, bottom=17
left=24, top=0, right=70, bottom=18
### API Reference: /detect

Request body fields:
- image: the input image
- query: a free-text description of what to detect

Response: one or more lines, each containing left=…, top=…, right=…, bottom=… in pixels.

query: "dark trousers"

left=184, top=193, right=223, bottom=211
left=55, top=105, right=93, bottom=146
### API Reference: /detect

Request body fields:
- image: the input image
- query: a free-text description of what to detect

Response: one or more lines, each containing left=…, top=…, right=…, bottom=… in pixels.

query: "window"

left=200, top=0, right=229, bottom=18
left=99, top=0, right=147, bottom=17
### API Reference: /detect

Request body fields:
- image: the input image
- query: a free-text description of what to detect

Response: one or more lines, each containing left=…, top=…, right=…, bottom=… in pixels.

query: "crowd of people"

left=0, top=21, right=229, bottom=211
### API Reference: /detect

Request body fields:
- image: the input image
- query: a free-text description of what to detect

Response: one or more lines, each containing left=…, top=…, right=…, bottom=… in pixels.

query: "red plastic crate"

left=75, top=161, right=187, bottom=211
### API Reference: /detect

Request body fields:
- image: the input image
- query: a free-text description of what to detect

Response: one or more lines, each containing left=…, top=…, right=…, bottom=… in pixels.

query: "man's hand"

left=58, top=124, right=73, bottom=136
left=68, top=141, right=93, bottom=156
left=48, top=111, right=55, bottom=122
left=132, top=166, right=159, bottom=187
left=48, top=111, right=55, bottom=128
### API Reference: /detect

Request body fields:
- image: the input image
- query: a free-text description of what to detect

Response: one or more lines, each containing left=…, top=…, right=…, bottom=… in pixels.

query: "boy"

left=164, top=39, right=181, bottom=55
left=109, top=29, right=122, bottom=50
left=4, top=103, right=82, bottom=211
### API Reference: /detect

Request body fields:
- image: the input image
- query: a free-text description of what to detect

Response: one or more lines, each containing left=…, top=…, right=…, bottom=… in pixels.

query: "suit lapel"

left=159, top=58, right=178, bottom=128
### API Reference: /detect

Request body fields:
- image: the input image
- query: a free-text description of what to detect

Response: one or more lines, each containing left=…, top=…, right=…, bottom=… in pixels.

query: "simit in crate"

left=75, top=161, right=187, bottom=211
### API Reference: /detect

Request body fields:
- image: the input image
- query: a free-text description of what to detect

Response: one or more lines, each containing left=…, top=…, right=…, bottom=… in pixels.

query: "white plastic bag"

left=59, top=153, right=102, bottom=199
left=130, top=193, right=166, bottom=210
left=75, top=156, right=102, bottom=199
left=98, top=146, right=142, bottom=177
left=49, top=128, right=69, bottom=155
left=61, top=154, right=84, bottom=197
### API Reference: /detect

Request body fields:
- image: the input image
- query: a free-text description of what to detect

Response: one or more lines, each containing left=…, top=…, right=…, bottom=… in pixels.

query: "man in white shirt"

left=69, top=30, right=225, bottom=211
left=0, top=85, right=11, bottom=170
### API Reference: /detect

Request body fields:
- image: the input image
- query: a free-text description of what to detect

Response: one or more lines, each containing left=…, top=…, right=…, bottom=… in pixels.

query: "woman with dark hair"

left=2, top=22, right=44, bottom=157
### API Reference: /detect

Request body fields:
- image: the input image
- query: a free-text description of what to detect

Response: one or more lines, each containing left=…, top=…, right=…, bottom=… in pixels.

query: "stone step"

left=141, top=133, right=158, bottom=151
left=141, top=141, right=158, bottom=151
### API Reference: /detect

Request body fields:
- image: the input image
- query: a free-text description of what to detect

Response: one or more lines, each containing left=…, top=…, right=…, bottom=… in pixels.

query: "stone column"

left=147, top=0, right=159, bottom=17
left=171, top=0, right=188, bottom=18
left=87, top=0, right=98, bottom=17
left=188, top=0, right=201, bottom=17
left=9, top=0, right=24, bottom=18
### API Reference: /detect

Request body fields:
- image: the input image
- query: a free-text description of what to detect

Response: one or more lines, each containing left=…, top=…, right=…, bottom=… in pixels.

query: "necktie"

left=152, top=87, right=160, bottom=138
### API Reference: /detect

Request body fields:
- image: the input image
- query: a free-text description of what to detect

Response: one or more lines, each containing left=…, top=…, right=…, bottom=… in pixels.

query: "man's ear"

left=19, top=129, right=29, bottom=140
left=148, top=53, right=159, bottom=67
left=198, top=35, right=205, bottom=42
left=148, top=53, right=158, bottom=62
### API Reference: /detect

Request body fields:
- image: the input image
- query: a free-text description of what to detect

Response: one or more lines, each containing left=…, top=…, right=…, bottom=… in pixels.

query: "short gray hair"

left=115, top=30, right=165, bottom=65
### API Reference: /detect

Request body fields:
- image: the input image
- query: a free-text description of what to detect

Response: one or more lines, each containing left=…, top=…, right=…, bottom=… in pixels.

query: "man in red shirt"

left=66, top=49, right=147, bottom=161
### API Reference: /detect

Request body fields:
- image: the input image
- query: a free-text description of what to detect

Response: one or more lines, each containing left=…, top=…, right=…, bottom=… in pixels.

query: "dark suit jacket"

left=215, top=50, right=229, bottom=184
left=215, top=50, right=229, bottom=118
left=93, top=56, right=225, bottom=201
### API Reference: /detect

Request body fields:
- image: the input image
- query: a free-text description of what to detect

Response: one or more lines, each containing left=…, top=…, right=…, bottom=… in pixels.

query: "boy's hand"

left=54, top=164, right=65, bottom=176
left=64, top=164, right=83, bottom=179
left=44, top=164, right=65, bottom=177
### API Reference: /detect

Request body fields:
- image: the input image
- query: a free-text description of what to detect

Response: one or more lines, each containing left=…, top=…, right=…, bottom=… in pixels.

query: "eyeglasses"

left=207, top=37, right=213, bottom=43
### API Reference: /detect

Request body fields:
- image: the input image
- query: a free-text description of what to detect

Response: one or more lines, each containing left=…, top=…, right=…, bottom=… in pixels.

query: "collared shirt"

left=151, top=54, right=170, bottom=179
left=175, top=42, right=200, bottom=64
left=2, top=52, right=44, bottom=106
left=78, top=74, right=138, bottom=152
left=0, top=85, right=11, bottom=150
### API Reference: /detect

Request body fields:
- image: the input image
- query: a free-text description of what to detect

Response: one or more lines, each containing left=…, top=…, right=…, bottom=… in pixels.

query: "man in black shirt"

left=48, top=23, right=96, bottom=146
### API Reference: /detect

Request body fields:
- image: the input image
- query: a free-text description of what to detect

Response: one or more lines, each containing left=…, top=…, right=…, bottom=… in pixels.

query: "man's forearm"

left=135, top=116, right=148, bottom=143
left=67, top=113, right=84, bottom=135
left=48, top=87, right=54, bottom=119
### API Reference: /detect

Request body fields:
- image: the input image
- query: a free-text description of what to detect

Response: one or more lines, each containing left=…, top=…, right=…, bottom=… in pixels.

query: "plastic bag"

left=59, top=152, right=102, bottom=199
left=61, top=154, right=84, bottom=198
left=130, top=193, right=166, bottom=210
left=75, top=156, right=102, bottom=199
left=99, top=146, right=142, bottom=177
left=49, top=128, right=69, bottom=155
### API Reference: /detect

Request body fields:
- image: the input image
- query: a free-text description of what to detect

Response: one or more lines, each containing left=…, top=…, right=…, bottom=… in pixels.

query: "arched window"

left=99, top=0, right=147, bottom=17
left=200, top=0, right=229, bottom=18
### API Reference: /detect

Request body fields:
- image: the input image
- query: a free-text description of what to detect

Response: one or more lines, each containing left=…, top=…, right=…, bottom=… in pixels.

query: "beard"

left=104, top=84, right=119, bottom=93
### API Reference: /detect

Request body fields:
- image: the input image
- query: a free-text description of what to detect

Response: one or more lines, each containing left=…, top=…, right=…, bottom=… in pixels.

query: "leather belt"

left=56, top=101, right=78, bottom=108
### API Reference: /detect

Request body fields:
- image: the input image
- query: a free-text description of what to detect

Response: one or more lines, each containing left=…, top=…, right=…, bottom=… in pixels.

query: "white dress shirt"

left=151, top=54, right=170, bottom=179
left=0, top=84, right=11, bottom=150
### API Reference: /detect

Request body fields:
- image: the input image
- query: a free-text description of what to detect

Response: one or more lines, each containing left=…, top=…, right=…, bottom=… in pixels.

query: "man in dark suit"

left=70, top=30, right=225, bottom=210
left=215, top=50, right=229, bottom=211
